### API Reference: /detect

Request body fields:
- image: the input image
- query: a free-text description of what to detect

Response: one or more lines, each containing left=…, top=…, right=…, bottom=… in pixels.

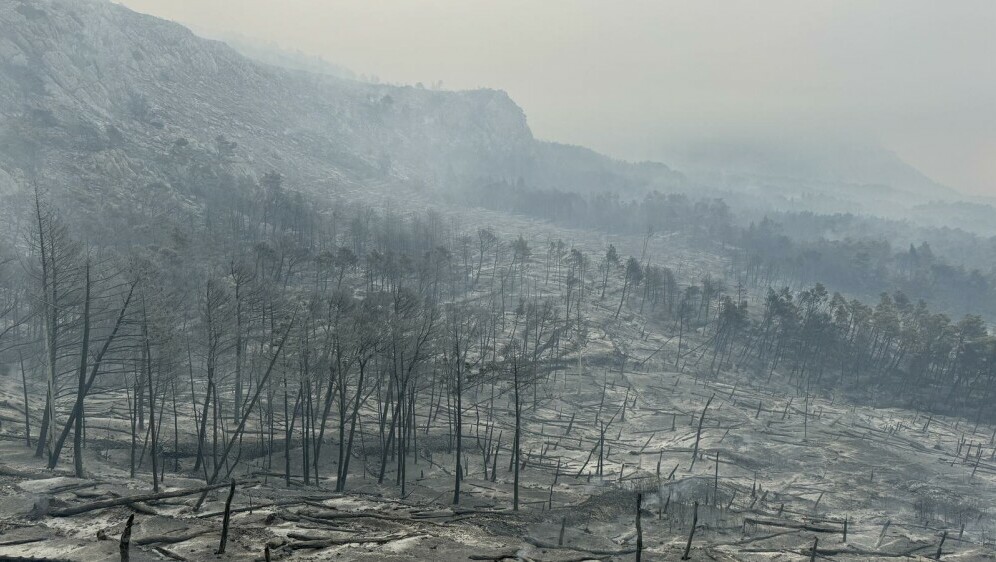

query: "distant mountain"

left=7, top=0, right=971, bottom=241
left=659, top=138, right=962, bottom=221
left=909, top=200, right=996, bottom=237
left=0, top=0, right=683, bottom=227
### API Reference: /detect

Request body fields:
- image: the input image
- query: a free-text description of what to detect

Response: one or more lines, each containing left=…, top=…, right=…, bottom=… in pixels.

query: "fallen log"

left=468, top=552, right=518, bottom=561
left=740, top=544, right=933, bottom=558
left=280, top=512, right=355, bottom=530
left=299, top=507, right=448, bottom=527
left=49, top=481, right=235, bottom=517
left=3, top=555, right=73, bottom=562
left=135, top=529, right=211, bottom=546
left=125, top=501, right=158, bottom=516
left=523, top=536, right=636, bottom=556
left=413, top=507, right=514, bottom=518
left=0, top=537, right=46, bottom=547
left=743, top=517, right=839, bottom=533
left=152, top=546, right=188, bottom=561
left=287, top=532, right=347, bottom=541
left=197, top=498, right=308, bottom=518
left=287, top=533, right=421, bottom=549
left=717, top=530, right=795, bottom=546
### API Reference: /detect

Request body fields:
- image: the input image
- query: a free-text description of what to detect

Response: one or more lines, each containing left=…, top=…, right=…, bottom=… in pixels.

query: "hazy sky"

left=117, top=0, right=995, bottom=195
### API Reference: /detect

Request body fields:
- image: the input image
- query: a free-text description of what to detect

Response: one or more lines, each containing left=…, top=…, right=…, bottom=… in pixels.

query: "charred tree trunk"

left=72, top=262, right=91, bottom=477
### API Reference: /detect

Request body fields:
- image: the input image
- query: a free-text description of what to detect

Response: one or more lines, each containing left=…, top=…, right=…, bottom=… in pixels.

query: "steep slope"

left=0, top=0, right=683, bottom=224
left=0, top=0, right=530, bottom=189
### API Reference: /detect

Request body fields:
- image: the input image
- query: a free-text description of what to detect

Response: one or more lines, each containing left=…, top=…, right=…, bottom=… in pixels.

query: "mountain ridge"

left=0, top=0, right=685, bottom=221
left=0, top=0, right=973, bottom=236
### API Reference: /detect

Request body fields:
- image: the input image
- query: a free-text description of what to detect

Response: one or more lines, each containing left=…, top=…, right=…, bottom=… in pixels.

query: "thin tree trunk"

left=453, top=362, right=463, bottom=504
left=72, top=263, right=91, bottom=477
left=49, top=282, right=135, bottom=468
left=145, top=315, right=159, bottom=492
left=19, top=353, right=31, bottom=447
left=513, top=367, right=521, bottom=511
left=195, top=319, right=293, bottom=510
left=337, top=360, right=367, bottom=492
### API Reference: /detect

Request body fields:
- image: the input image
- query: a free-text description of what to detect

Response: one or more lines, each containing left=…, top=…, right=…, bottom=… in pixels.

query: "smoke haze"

left=115, top=0, right=996, bottom=195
